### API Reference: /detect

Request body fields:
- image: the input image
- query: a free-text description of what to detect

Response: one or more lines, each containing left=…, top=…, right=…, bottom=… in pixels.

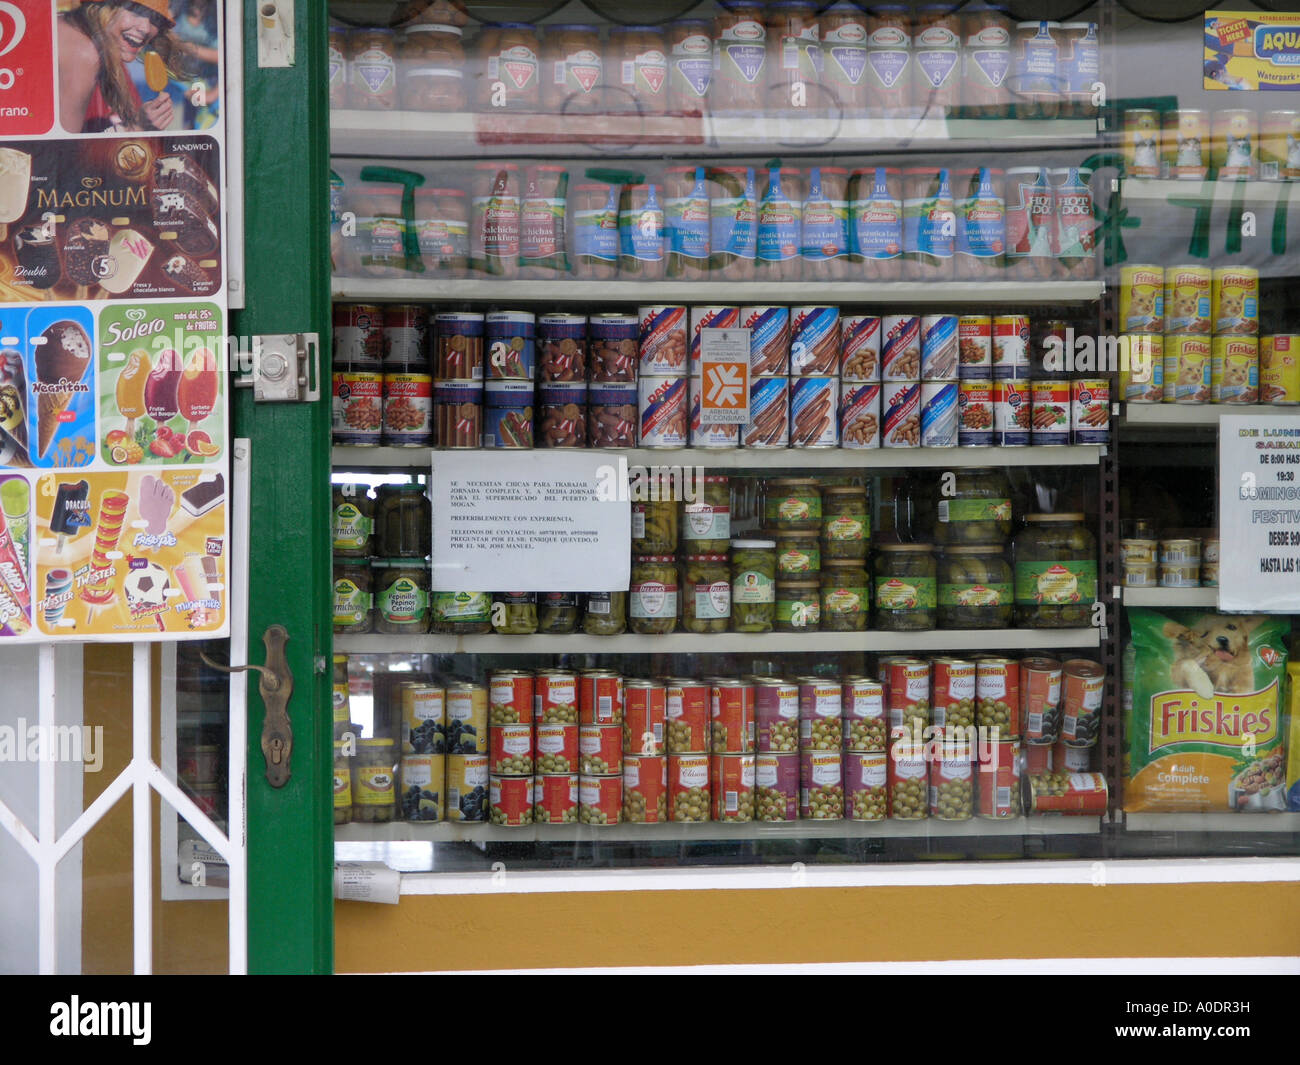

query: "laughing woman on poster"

left=58, top=0, right=182, bottom=133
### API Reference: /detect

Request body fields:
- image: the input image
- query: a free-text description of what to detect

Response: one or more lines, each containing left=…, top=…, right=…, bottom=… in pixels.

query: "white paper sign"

left=699, top=328, right=751, bottom=425
left=1219, top=414, right=1300, bottom=613
left=334, top=863, right=401, bottom=905
left=431, top=451, right=630, bottom=593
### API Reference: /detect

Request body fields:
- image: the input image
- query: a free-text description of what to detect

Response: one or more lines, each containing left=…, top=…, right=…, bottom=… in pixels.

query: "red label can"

left=1023, top=741, right=1053, bottom=776
left=710, top=753, right=756, bottom=821
left=578, top=725, right=622, bottom=775
left=639, top=304, right=689, bottom=375
left=929, top=751, right=975, bottom=820
left=958, top=378, right=995, bottom=447
left=1052, top=738, right=1092, bottom=773
left=666, top=678, right=710, bottom=753
left=535, top=669, right=579, bottom=724
left=711, top=680, right=756, bottom=753
left=932, top=657, right=976, bottom=734
left=885, top=657, right=931, bottom=735
left=976, top=738, right=1022, bottom=819
left=577, top=669, right=622, bottom=725
left=534, top=773, right=578, bottom=823
left=623, top=755, right=669, bottom=823
left=332, top=371, right=384, bottom=446
left=845, top=751, right=888, bottom=821
left=668, top=753, right=711, bottom=821
left=1061, top=659, right=1105, bottom=747
left=755, top=753, right=799, bottom=822
left=534, top=724, right=578, bottom=774
left=843, top=676, right=887, bottom=751
left=1020, top=656, right=1063, bottom=744
left=623, top=680, right=667, bottom=755
left=888, top=741, right=928, bottom=819
left=489, top=723, right=533, bottom=775
left=1028, top=771, right=1108, bottom=815
left=755, top=679, right=800, bottom=752
left=1030, top=378, right=1071, bottom=445
left=798, top=677, right=842, bottom=751
left=976, top=656, right=1021, bottom=738
left=490, top=670, right=534, bottom=725
left=578, top=774, right=622, bottom=825
left=489, top=775, right=533, bottom=826
left=800, top=750, right=844, bottom=819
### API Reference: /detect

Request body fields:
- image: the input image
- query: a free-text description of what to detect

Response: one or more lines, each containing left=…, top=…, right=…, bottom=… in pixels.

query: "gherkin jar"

left=680, top=475, right=731, bottom=554
left=934, top=468, right=1012, bottom=546
left=772, top=529, right=820, bottom=576
left=537, top=592, right=581, bottom=633
left=682, top=554, right=730, bottom=634
left=492, top=591, right=538, bottom=634
left=777, top=579, right=821, bottom=632
left=375, top=483, right=432, bottom=557
left=874, top=544, right=937, bottom=631
left=731, top=538, right=776, bottom=632
left=1012, top=513, right=1097, bottom=628
left=632, top=493, right=679, bottom=555
left=583, top=591, right=627, bottom=635
left=938, top=546, right=1013, bottom=629
left=630, top=555, right=679, bottom=634
left=821, top=485, right=870, bottom=560
left=763, top=477, right=821, bottom=531
left=820, top=559, right=869, bottom=632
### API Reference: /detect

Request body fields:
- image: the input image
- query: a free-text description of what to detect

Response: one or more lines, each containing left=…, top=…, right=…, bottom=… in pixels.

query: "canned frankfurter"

left=666, top=677, right=710, bottom=753
left=623, top=679, right=667, bottom=755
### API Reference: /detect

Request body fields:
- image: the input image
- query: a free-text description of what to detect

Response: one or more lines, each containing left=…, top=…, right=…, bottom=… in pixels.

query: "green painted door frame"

left=232, top=0, right=333, bottom=973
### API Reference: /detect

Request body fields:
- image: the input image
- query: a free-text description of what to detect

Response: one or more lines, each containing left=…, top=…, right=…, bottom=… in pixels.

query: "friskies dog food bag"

left=1126, top=609, right=1289, bottom=812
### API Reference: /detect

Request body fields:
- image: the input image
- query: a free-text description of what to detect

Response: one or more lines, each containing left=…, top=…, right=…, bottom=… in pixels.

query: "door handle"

left=201, top=625, right=295, bottom=788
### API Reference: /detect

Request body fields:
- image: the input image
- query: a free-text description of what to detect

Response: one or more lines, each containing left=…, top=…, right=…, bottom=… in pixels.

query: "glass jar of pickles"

left=874, top=544, right=937, bottom=631
left=934, top=468, right=1012, bottom=545
left=731, top=539, right=776, bottom=632
left=821, top=485, right=869, bottom=560
left=492, top=592, right=539, bottom=634
left=375, top=483, right=432, bottom=557
left=682, top=554, right=730, bottom=634
left=332, top=483, right=374, bottom=557
left=680, top=475, right=730, bottom=553
left=583, top=591, right=627, bottom=635
left=373, top=558, right=430, bottom=634
left=820, top=559, right=868, bottom=631
left=352, top=738, right=397, bottom=823
left=938, top=546, right=1013, bottom=629
left=777, top=579, right=821, bottom=632
left=773, top=529, right=820, bottom=577
left=431, top=590, right=492, bottom=634
left=763, top=477, right=821, bottom=531
left=630, top=556, right=679, bottom=635
left=1013, top=513, right=1097, bottom=628
left=537, top=592, right=580, bottom=634
left=333, top=558, right=373, bottom=634
left=632, top=494, right=678, bottom=555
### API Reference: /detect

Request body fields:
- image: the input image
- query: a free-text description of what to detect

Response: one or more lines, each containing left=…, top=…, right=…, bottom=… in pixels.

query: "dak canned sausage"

left=745, top=375, right=790, bottom=447
left=755, top=678, right=799, bottom=752
left=882, top=380, right=921, bottom=448
left=790, top=306, right=840, bottom=375
left=535, top=723, right=578, bottom=773
left=1120, top=264, right=1164, bottom=334
left=578, top=774, right=622, bottom=824
left=755, top=752, right=799, bottom=821
left=801, top=749, right=844, bottom=819
left=490, top=775, right=533, bottom=826
left=711, top=753, right=755, bottom=821
left=958, top=315, right=992, bottom=378
left=711, top=678, right=756, bottom=753
left=639, top=376, right=688, bottom=448
left=841, top=383, right=881, bottom=448
left=1164, top=265, right=1212, bottom=334
left=958, top=379, right=994, bottom=446
left=845, top=750, right=887, bottom=820
left=668, top=753, right=710, bottom=821
left=1020, top=655, right=1063, bottom=745
left=534, top=773, right=578, bottom=823
left=841, top=315, right=881, bottom=381
left=1165, top=336, right=1211, bottom=404
left=742, top=305, right=791, bottom=376
left=1261, top=335, right=1300, bottom=404
left=666, top=677, right=710, bottom=752
left=623, top=679, right=666, bottom=755
left=976, top=737, right=1021, bottom=818
left=1212, top=268, right=1259, bottom=335
left=1212, top=336, right=1259, bottom=403
left=577, top=669, right=618, bottom=725
left=1070, top=378, right=1108, bottom=444
left=882, top=314, right=921, bottom=380
left=843, top=676, right=887, bottom=751
left=790, top=376, right=839, bottom=447
left=638, top=305, right=688, bottom=374
left=623, top=755, right=669, bottom=823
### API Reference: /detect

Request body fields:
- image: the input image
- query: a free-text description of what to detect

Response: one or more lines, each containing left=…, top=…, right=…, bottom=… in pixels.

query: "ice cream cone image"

left=34, top=320, right=92, bottom=459
left=80, top=489, right=131, bottom=612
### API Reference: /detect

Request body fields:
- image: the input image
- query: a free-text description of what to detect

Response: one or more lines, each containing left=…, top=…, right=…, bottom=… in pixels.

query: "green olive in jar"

left=730, top=539, right=776, bottom=633
left=819, top=560, right=868, bottom=632
left=874, top=544, right=937, bottom=631
left=682, top=554, right=730, bottom=634
left=679, top=475, right=730, bottom=554
left=938, top=546, right=1013, bottom=629
left=933, top=468, right=1012, bottom=546
left=1012, top=513, right=1097, bottom=628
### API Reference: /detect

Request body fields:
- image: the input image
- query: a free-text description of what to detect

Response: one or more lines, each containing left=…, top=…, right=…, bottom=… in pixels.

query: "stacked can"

left=1158, top=536, right=1201, bottom=589
left=927, top=659, right=973, bottom=820
left=1261, top=335, right=1300, bottom=405
left=709, top=679, right=755, bottom=821
left=537, top=313, right=588, bottom=448
left=790, top=306, right=841, bottom=448
left=690, top=304, right=743, bottom=448
left=666, top=677, right=711, bottom=822
left=1211, top=267, right=1261, bottom=403
left=638, top=306, right=689, bottom=449
left=482, top=311, right=535, bottom=448
left=1059, top=658, right=1105, bottom=750
left=919, top=314, right=959, bottom=447
left=589, top=313, right=639, bottom=448
left=533, top=668, right=581, bottom=823
left=753, top=677, right=799, bottom=821
left=433, top=311, right=485, bottom=449
left=881, top=657, right=929, bottom=820
left=398, top=681, right=446, bottom=823
left=487, top=670, right=534, bottom=826
left=973, top=656, right=1021, bottom=818
left=880, top=314, right=920, bottom=447
left=957, top=315, right=994, bottom=446
left=742, top=304, right=789, bottom=448
left=840, top=315, right=881, bottom=448
left=332, top=303, right=385, bottom=447
left=445, top=681, right=489, bottom=822
left=382, top=304, right=433, bottom=447
left=843, top=675, right=886, bottom=821
left=992, top=314, right=1032, bottom=446
left=622, top=679, right=669, bottom=823
left=575, top=668, right=621, bottom=825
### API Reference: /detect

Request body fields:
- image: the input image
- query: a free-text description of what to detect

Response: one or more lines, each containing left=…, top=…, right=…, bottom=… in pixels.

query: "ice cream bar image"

left=0, top=147, right=32, bottom=229
left=180, top=472, right=224, bottom=517
left=174, top=555, right=215, bottom=627
left=34, top=320, right=92, bottom=458
left=42, top=568, right=73, bottom=629
left=0, top=504, right=30, bottom=610
left=124, top=560, right=169, bottom=629
left=50, top=479, right=92, bottom=550
left=98, top=229, right=155, bottom=295
left=144, top=51, right=169, bottom=93
left=61, top=218, right=111, bottom=287
left=81, top=490, right=131, bottom=608
left=155, top=154, right=219, bottom=217
left=0, top=575, right=30, bottom=634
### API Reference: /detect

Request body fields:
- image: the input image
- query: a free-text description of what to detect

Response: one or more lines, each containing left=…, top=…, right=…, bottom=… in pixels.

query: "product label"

left=620, top=187, right=664, bottom=263
left=777, top=596, right=820, bottom=627
left=1054, top=171, right=1096, bottom=260
left=851, top=169, right=902, bottom=261
left=937, top=497, right=1012, bottom=524
left=693, top=581, right=731, bottom=619
left=1005, top=171, right=1055, bottom=261
left=354, top=48, right=396, bottom=96
left=631, top=581, right=678, bottom=618
left=1014, top=560, right=1099, bottom=605
left=491, top=45, right=538, bottom=91
left=957, top=169, right=1005, bottom=262
left=416, top=216, right=469, bottom=259
left=333, top=503, right=372, bottom=550
left=433, top=590, right=490, bottom=621
left=823, top=515, right=866, bottom=541
left=683, top=502, right=730, bottom=541
left=826, top=44, right=868, bottom=85
left=903, top=172, right=954, bottom=261
left=333, top=579, right=371, bottom=625
left=801, top=168, right=849, bottom=263
left=969, top=47, right=1010, bottom=88
left=574, top=188, right=621, bottom=264
left=358, top=215, right=404, bottom=258
left=733, top=570, right=775, bottom=604
left=710, top=168, right=757, bottom=262
left=472, top=194, right=521, bottom=258
left=939, top=582, right=1011, bottom=607
left=866, top=49, right=909, bottom=89
left=757, top=171, right=800, bottom=264
left=667, top=167, right=711, bottom=264
left=717, top=22, right=766, bottom=85
left=520, top=195, right=565, bottom=261
left=356, top=764, right=395, bottom=804
left=779, top=546, right=818, bottom=573
left=379, top=576, right=427, bottom=624
left=875, top=577, right=937, bottom=610
left=823, top=586, right=866, bottom=614
left=916, top=46, right=959, bottom=89
left=556, top=49, right=602, bottom=94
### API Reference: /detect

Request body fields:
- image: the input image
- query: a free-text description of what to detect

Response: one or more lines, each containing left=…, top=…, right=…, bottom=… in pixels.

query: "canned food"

left=1213, top=109, right=1258, bottom=180
left=841, top=315, right=881, bottom=381
left=589, top=313, right=639, bottom=382
left=578, top=774, right=622, bottom=824
left=482, top=380, right=533, bottom=448
left=881, top=380, right=920, bottom=448
left=976, top=657, right=1020, bottom=738
left=958, top=316, right=992, bottom=379
left=1060, top=659, right=1104, bottom=747
left=1028, top=771, right=1108, bottom=814
left=485, top=311, right=535, bottom=380
left=932, top=657, right=976, bottom=733
left=1212, top=267, right=1260, bottom=335
left=1159, top=539, right=1201, bottom=564
left=1120, top=335, right=1163, bottom=403
left=622, top=755, right=669, bottom=823
left=887, top=741, right=927, bottom=820
left=577, top=669, right=619, bottom=725
left=790, top=306, right=841, bottom=376
left=845, top=751, right=887, bottom=821
left=841, top=383, right=881, bottom=449
left=976, top=738, right=1021, bottom=818
left=534, top=773, right=578, bottom=823
left=755, top=679, right=799, bottom=753
left=1164, top=265, right=1212, bottom=335
left=1163, top=109, right=1210, bottom=180
left=535, top=669, right=580, bottom=726
left=1029, top=379, right=1069, bottom=444
left=638, top=376, right=689, bottom=448
left=433, top=379, right=483, bottom=449
left=920, top=315, right=959, bottom=381
left=800, top=749, right=844, bottom=819
left=579, top=724, right=622, bottom=776
left=755, top=752, right=799, bottom=822
left=538, top=313, right=586, bottom=382
left=537, top=382, right=587, bottom=448
left=490, top=723, right=533, bottom=776
left=1212, top=336, right=1259, bottom=403
left=929, top=748, right=975, bottom=821
left=535, top=724, right=578, bottom=774
left=1052, top=738, right=1091, bottom=773
left=689, top=373, right=742, bottom=449
left=381, top=373, right=433, bottom=446
left=881, top=315, right=921, bottom=380
left=1123, top=109, right=1162, bottom=178
left=690, top=305, right=742, bottom=369
left=741, top=305, right=790, bottom=376
left=668, top=753, right=710, bottom=821
left=958, top=379, right=994, bottom=446
left=490, top=775, right=533, bottom=826
left=1119, top=265, right=1164, bottom=334
left=623, top=680, right=666, bottom=756
left=335, top=303, right=385, bottom=367
left=991, top=315, right=1030, bottom=379
left=1261, top=336, right=1300, bottom=404
left=798, top=677, right=842, bottom=751
left=445, top=753, right=489, bottom=822
left=1160, top=561, right=1200, bottom=588
left=638, top=305, right=688, bottom=375
left=1023, top=742, right=1052, bottom=776
left=1261, top=110, right=1300, bottom=181
left=332, top=371, right=384, bottom=446
left=1020, top=656, right=1063, bottom=745
left=711, top=679, right=756, bottom=753
left=666, top=678, right=710, bottom=753
left=1124, top=562, right=1159, bottom=587
left=885, top=658, right=931, bottom=735
left=487, top=670, right=532, bottom=729
left=745, top=375, right=790, bottom=447
left=446, top=682, right=488, bottom=754
left=710, top=753, right=755, bottom=821
left=399, top=754, right=443, bottom=822
left=842, top=676, right=886, bottom=751
left=1070, top=378, right=1109, bottom=444
left=434, top=312, right=485, bottom=379
left=401, top=683, right=446, bottom=755
left=790, top=376, right=839, bottom=447
left=1164, top=335, right=1212, bottom=404
left=920, top=380, right=958, bottom=447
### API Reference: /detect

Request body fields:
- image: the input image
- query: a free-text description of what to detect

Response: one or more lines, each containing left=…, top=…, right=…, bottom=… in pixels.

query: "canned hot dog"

left=991, top=315, right=1030, bottom=379
left=958, top=315, right=991, bottom=378
left=710, top=753, right=756, bottom=822
left=958, top=379, right=994, bottom=446
left=800, top=749, right=844, bottom=819
left=622, top=755, right=669, bottom=823
left=434, top=311, right=485, bottom=379
left=623, top=679, right=666, bottom=755
left=433, top=379, right=482, bottom=449
left=994, top=378, right=1030, bottom=446
left=485, top=311, right=535, bottom=380
left=588, top=313, right=639, bottom=381
left=841, top=315, right=881, bottom=381
left=577, top=669, right=619, bottom=725
left=638, top=375, right=689, bottom=448
left=668, top=753, right=710, bottom=822
left=1020, top=655, right=1063, bottom=745
left=841, top=383, right=881, bottom=449
left=690, top=304, right=741, bottom=369
left=920, top=380, right=958, bottom=447
left=1070, top=377, right=1109, bottom=444
left=537, top=313, right=586, bottom=382
left=920, top=315, right=959, bottom=381
left=711, top=678, right=756, bottom=753
left=666, top=678, right=710, bottom=753
left=755, top=678, right=799, bottom=753
left=755, top=752, right=799, bottom=822
left=742, top=304, right=791, bottom=376
left=587, top=382, right=637, bottom=448
left=489, top=775, right=533, bottom=826
left=482, top=380, right=534, bottom=448
left=534, top=773, right=578, bottom=823
left=744, top=375, right=790, bottom=447
left=790, top=376, right=839, bottom=448
left=578, top=774, right=622, bottom=824
left=881, top=314, right=921, bottom=380
left=882, top=380, right=921, bottom=448
left=638, top=304, right=688, bottom=375
left=845, top=751, right=887, bottom=820
left=790, top=306, right=840, bottom=376
left=1030, top=379, right=1070, bottom=445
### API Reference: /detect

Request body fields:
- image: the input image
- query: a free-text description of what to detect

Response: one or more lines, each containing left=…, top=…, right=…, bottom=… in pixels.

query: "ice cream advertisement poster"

left=0, top=473, right=31, bottom=636
left=1206, top=11, right=1300, bottom=91
left=0, top=134, right=223, bottom=303
left=98, top=301, right=223, bottom=466
left=32, top=468, right=226, bottom=638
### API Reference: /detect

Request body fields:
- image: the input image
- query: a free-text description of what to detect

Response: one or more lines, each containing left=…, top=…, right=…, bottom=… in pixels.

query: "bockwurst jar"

left=470, top=161, right=520, bottom=278
left=348, top=28, right=399, bottom=110
left=608, top=25, right=669, bottom=116
left=865, top=4, right=911, bottom=115
left=911, top=4, right=961, bottom=114
left=820, top=1, right=869, bottom=117
left=962, top=4, right=1013, bottom=119
left=569, top=182, right=620, bottom=280
left=766, top=1, right=822, bottom=116
left=399, top=24, right=466, bottom=111
left=668, top=18, right=712, bottom=114
left=544, top=23, right=604, bottom=114
left=352, top=182, right=407, bottom=278
left=756, top=167, right=803, bottom=281
left=711, top=1, right=767, bottom=116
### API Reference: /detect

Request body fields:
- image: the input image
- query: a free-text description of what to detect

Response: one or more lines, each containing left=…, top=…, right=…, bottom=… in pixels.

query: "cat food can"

left=1164, top=335, right=1212, bottom=404
left=1212, top=267, right=1260, bottom=335
left=1261, top=335, right=1300, bottom=404
left=1211, top=336, right=1259, bottom=403
left=1123, top=109, right=1162, bottom=178
left=1119, top=264, right=1164, bottom=333
left=1213, top=109, right=1259, bottom=180
left=1163, top=265, right=1212, bottom=334
left=1261, top=110, right=1300, bottom=181
left=1163, top=109, right=1210, bottom=180
left=1120, top=334, right=1164, bottom=403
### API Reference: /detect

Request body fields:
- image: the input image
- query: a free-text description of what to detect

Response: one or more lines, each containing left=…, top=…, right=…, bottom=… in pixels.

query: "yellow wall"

left=336, top=882, right=1300, bottom=972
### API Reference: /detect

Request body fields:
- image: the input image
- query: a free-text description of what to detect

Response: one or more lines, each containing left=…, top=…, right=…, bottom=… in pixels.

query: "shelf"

left=335, top=815, right=1102, bottom=844
left=1121, top=587, right=1217, bottom=609
left=331, top=109, right=1099, bottom=160
left=332, top=444, right=1104, bottom=471
left=1125, top=813, right=1300, bottom=834
left=334, top=628, right=1101, bottom=656
left=1119, top=178, right=1300, bottom=206
left=1123, top=403, right=1300, bottom=428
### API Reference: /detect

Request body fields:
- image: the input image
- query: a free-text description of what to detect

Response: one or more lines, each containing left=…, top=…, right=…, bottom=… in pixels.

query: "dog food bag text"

left=1126, top=609, right=1289, bottom=813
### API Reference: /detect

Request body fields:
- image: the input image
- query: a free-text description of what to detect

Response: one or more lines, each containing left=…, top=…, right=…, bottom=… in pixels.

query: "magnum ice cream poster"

left=0, top=135, right=222, bottom=301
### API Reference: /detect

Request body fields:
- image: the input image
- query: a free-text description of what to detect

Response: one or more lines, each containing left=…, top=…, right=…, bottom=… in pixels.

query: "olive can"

left=578, top=774, right=622, bottom=825
left=400, top=683, right=446, bottom=755
left=975, top=656, right=1020, bottom=739
left=1023, top=742, right=1053, bottom=776
left=489, top=775, right=533, bottom=826
left=1052, top=738, right=1091, bottom=773
left=800, top=750, right=844, bottom=819
left=976, top=738, right=1021, bottom=819
left=534, top=773, right=579, bottom=824
left=1020, top=656, right=1063, bottom=745
left=884, top=657, right=931, bottom=736
left=668, top=753, right=711, bottom=822
left=623, top=756, right=669, bottom=823
left=887, top=741, right=927, bottom=820
left=446, top=682, right=488, bottom=754
left=842, top=676, right=886, bottom=752
left=445, top=753, right=489, bottom=822
left=399, top=754, right=443, bottom=822
left=489, top=723, right=534, bottom=776
left=929, top=750, right=975, bottom=821
left=931, top=657, right=976, bottom=734
left=576, top=669, right=620, bottom=725
left=623, top=679, right=667, bottom=755
left=666, top=678, right=710, bottom=753
left=534, top=724, right=578, bottom=774
left=711, top=679, right=756, bottom=753
left=579, top=725, right=622, bottom=776
left=1061, top=658, right=1105, bottom=748
left=845, top=751, right=887, bottom=821
left=710, top=753, right=756, bottom=822
left=1028, top=770, right=1108, bottom=815
left=797, top=677, right=842, bottom=752
left=755, top=752, right=799, bottom=822
left=489, top=669, right=534, bottom=726
left=755, top=678, right=799, bottom=753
